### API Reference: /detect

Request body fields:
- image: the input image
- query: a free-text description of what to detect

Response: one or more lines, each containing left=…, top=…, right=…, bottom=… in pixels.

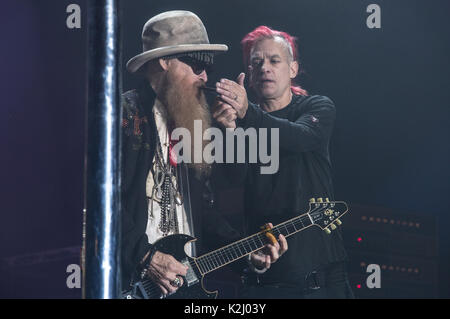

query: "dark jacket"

left=120, top=82, right=240, bottom=286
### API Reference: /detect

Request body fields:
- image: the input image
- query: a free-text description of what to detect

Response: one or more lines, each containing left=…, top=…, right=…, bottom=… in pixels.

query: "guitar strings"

left=140, top=211, right=316, bottom=297
left=195, top=206, right=323, bottom=274
left=196, top=217, right=309, bottom=273
left=137, top=204, right=330, bottom=298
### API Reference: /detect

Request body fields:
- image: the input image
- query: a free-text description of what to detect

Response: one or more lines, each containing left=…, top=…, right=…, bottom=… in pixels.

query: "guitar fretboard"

left=194, top=212, right=314, bottom=275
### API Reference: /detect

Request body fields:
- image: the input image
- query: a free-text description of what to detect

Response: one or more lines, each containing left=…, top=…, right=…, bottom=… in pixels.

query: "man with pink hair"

left=213, top=26, right=353, bottom=298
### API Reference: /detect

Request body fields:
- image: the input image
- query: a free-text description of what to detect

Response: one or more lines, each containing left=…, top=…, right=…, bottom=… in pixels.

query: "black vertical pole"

left=83, top=0, right=121, bottom=299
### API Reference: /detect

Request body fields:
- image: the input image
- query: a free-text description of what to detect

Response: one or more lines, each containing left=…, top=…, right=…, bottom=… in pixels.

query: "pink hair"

left=241, top=26, right=307, bottom=96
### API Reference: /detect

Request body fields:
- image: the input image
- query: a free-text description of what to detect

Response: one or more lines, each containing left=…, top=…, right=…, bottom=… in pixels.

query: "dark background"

left=0, top=0, right=449, bottom=298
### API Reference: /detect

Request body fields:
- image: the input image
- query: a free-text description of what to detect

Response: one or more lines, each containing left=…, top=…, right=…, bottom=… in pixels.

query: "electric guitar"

left=122, top=198, right=348, bottom=299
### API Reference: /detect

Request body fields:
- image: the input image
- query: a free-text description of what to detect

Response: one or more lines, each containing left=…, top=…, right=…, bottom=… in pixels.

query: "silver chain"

left=149, top=134, right=183, bottom=236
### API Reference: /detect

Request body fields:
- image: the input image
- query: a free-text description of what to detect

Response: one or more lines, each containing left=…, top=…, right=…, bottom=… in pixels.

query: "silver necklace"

left=149, top=134, right=183, bottom=236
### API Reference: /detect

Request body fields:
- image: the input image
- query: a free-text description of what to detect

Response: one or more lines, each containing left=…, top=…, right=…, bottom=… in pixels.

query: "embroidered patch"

left=122, top=100, right=148, bottom=137
left=133, top=114, right=147, bottom=136
left=122, top=90, right=151, bottom=152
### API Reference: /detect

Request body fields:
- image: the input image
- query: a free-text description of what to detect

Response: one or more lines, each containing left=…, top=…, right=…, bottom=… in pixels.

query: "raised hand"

left=215, top=72, right=249, bottom=119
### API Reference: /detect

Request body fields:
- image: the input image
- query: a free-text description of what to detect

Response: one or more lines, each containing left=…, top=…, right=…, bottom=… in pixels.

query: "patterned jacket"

left=120, top=82, right=240, bottom=287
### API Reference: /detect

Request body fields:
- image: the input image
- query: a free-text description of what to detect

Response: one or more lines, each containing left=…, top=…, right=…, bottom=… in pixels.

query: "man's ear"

left=289, top=61, right=299, bottom=79
left=158, top=58, right=171, bottom=71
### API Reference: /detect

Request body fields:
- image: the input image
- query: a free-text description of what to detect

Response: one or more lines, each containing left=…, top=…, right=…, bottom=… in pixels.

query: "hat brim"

left=126, top=44, right=228, bottom=73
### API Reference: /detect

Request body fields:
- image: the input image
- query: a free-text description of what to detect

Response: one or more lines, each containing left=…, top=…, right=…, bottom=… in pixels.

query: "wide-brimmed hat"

left=126, top=10, right=228, bottom=73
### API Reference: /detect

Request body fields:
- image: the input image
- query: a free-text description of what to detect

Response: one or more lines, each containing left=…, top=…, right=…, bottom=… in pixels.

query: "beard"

left=158, top=72, right=212, bottom=179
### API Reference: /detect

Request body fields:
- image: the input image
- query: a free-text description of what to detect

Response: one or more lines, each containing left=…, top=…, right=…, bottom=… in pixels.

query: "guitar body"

left=123, top=234, right=217, bottom=299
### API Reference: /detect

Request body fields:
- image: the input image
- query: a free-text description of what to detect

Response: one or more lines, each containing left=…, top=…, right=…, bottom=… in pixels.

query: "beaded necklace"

left=149, top=133, right=183, bottom=236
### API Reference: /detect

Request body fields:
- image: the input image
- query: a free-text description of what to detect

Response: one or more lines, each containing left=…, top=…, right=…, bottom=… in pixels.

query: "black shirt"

left=232, top=94, right=347, bottom=284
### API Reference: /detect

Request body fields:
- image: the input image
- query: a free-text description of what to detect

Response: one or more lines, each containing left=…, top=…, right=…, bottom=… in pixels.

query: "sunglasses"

left=177, top=56, right=213, bottom=75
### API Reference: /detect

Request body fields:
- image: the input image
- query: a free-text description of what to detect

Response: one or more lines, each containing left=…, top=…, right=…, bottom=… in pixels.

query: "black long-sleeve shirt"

left=227, top=94, right=347, bottom=284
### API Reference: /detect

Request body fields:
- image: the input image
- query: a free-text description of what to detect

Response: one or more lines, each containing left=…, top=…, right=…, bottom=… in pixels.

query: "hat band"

left=162, top=51, right=214, bottom=65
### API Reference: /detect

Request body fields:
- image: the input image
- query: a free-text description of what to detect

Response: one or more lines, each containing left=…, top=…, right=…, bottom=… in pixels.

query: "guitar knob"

left=336, top=219, right=342, bottom=225
left=325, top=198, right=330, bottom=202
left=324, top=228, right=331, bottom=234
left=330, top=223, right=337, bottom=230
left=309, top=198, right=316, bottom=203
left=317, top=198, right=323, bottom=203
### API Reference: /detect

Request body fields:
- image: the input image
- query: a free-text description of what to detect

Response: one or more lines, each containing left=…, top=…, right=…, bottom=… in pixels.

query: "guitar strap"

left=178, top=163, right=197, bottom=257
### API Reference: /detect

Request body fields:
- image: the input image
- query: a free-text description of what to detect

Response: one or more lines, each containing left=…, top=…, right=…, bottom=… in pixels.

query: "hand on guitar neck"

left=249, top=223, right=288, bottom=272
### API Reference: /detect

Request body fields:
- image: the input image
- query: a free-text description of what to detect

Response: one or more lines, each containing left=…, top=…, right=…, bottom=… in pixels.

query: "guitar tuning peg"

left=324, top=228, right=331, bottom=234
left=336, top=219, right=342, bottom=225
left=309, top=198, right=316, bottom=203
left=317, top=198, right=323, bottom=203
left=330, top=223, right=337, bottom=230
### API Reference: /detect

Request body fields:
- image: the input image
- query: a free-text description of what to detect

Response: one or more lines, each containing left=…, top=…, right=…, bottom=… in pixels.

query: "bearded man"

left=120, top=11, right=286, bottom=298
left=120, top=10, right=228, bottom=297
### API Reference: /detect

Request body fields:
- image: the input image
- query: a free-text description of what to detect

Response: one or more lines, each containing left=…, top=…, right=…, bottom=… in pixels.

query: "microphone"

left=200, top=86, right=220, bottom=96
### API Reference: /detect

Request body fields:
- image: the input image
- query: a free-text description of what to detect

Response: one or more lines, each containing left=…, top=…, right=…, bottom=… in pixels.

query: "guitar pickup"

left=181, top=258, right=199, bottom=287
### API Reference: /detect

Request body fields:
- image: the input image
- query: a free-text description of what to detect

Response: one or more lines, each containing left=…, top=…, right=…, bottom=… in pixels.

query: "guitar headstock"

left=308, top=198, right=349, bottom=234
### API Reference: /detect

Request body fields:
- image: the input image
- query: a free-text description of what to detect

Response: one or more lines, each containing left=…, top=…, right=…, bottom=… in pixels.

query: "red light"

left=357, top=237, right=362, bottom=242
left=357, top=284, right=361, bottom=289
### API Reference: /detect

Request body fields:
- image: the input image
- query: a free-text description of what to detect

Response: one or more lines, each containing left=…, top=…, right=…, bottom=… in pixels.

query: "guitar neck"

left=124, top=199, right=347, bottom=299
left=194, top=212, right=314, bottom=275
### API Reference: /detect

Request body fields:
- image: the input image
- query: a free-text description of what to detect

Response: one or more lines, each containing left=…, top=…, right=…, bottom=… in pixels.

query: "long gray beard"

left=159, top=75, right=212, bottom=178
